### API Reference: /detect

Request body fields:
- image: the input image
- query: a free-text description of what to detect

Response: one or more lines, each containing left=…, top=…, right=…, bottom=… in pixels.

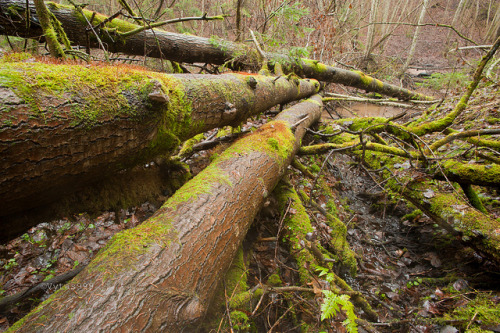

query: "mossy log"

left=0, top=0, right=433, bottom=101
left=435, top=160, right=500, bottom=188
left=7, top=95, right=323, bottom=332
left=0, top=59, right=318, bottom=228
left=358, top=151, right=500, bottom=263
left=399, top=181, right=500, bottom=262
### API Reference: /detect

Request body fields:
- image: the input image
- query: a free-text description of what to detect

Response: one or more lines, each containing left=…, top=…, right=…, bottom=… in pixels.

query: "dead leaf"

left=311, top=280, right=323, bottom=296
left=424, top=252, right=442, bottom=268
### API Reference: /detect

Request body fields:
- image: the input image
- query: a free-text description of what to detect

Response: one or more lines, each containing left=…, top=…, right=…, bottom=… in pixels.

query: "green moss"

left=267, top=137, right=280, bottom=151
left=275, top=181, right=315, bottom=283
left=0, top=60, right=195, bottom=164
left=87, top=216, right=175, bottom=275
left=225, top=247, right=249, bottom=295
left=220, top=121, right=295, bottom=164
left=302, top=58, right=328, bottom=73
left=443, top=160, right=500, bottom=186
left=267, top=272, right=282, bottom=286
left=460, top=183, right=487, bottom=214
left=1, top=52, right=33, bottom=63
left=309, top=163, right=320, bottom=173
left=177, top=133, right=205, bottom=157
left=486, top=117, right=499, bottom=124
left=73, top=4, right=138, bottom=35
left=402, top=209, right=423, bottom=222
left=0, top=61, right=185, bottom=125
left=354, top=70, right=374, bottom=86
left=442, top=292, right=500, bottom=331
left=6, top=284, right=69, bottom=332
left=230, top=310, right=253, bottom=331
left=299, top=187, right=357, bottom=275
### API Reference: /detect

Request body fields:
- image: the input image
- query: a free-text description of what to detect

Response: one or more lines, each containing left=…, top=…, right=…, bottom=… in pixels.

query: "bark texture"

left=0, top=0, right=433, bottom=100
left=0, top=60, right=318, bottom=218
left=8, top=95, right=323, bottom=332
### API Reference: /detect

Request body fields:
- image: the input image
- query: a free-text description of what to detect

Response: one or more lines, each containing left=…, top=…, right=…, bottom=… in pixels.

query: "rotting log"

left=0, top=59, right=319, bottom=220
left=7, top=95, right=323, bottom=332
left=0, top=0, right=433, bottom=101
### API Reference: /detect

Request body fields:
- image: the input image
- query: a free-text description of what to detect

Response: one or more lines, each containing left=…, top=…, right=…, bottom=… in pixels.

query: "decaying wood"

left=0, top=0, right=434, bottom=101
left=0, top=60, right=319, bottom=221
left=8, top=95, right=323, bottom=332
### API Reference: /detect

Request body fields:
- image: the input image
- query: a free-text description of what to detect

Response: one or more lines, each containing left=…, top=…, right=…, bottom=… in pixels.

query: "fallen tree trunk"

left=7, top=95, right=323, bottom=332
left=0, top=0, right=433, bottom=101
left=0, top=59, right=318, bottom=219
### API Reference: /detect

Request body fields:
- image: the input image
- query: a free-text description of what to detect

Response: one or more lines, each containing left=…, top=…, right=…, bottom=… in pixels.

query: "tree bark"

left=7, top=95, right=323, bottom=332
left=0, top=60, right=319, bottom=218
left=0, top=0, right=434, bottom=101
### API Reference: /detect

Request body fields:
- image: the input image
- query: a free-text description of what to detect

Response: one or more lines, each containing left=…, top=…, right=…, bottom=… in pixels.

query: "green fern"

left=320, top=291, right=358, bottom=333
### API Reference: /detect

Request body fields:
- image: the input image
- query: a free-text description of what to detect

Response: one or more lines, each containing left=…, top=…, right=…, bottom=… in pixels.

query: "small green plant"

left=3, top=257, right=18, bottom=270
left=321, top=291, right=358, bottom=333
left=406, top=278, right=422, bottom=288
left=59, top=222, right=72, bottom=233
left=316, top=266, right=358, bottom=332
left=21, top=233, right=32, bottom=243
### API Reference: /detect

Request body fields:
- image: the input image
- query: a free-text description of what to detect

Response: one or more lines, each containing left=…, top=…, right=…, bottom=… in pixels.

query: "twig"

left=68, top=0, right=110, bottom=62
left=250, top=29, right=266, bottom=61
left=355, top=21, right=478, bottom=46
left=290, top=115, right=309, bottom=130
left=309, top=149, right=335, bottom=206
left=120, top=13, right=224, bottom=37
left=458, top=45, right=493, bottom=50
left=223, top=282, right=235, bottom=333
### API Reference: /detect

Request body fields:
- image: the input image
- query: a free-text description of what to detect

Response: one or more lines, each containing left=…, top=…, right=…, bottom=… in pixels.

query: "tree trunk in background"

left=447, top=0, right=467, bottom=41
left=486, top=3, right=500, bottom=42
left=0, top=60, right=318, bottom=220
left=235, top=0, right=243, bottom=41
left=363, top=0, right=379, bottom=63
left=0, top=0, right=434, bottom=100
left=7, top=95, right=323, bottom=333
left=400, top=0, right=429, bottom=76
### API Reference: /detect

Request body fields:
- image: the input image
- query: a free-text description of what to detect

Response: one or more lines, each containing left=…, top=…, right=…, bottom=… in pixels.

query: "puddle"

left=323, top=102, right=405, bottom=119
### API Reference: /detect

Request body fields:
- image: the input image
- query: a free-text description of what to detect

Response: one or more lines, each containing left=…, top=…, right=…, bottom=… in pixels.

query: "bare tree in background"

left=400, top=0, right=430, bottom=77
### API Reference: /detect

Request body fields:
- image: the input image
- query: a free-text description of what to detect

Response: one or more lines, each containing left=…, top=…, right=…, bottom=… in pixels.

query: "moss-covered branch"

left=32, top=0, right=65, bottom=57
left=430, top=128, right=500, bottom=151
left=410, top=36, right=500, bottom=136
left=434, top=160, right=500, bottom=187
